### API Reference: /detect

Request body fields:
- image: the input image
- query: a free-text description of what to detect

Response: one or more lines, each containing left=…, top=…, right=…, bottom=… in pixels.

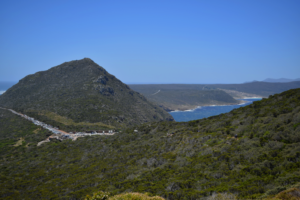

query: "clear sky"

left=0, top=0, right=299, bottom=84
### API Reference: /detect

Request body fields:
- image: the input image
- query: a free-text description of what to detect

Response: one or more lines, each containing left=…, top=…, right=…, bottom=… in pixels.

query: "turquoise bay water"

left=169, top=98, right=262, bottom=122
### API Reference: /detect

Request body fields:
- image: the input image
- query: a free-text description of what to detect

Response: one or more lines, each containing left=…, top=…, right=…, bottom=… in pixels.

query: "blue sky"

left=0, top=0, right=299, bottom=84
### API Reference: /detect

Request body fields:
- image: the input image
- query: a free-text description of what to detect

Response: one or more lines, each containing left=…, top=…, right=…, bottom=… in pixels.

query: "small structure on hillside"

left=167, top=132, right=174, bottom=137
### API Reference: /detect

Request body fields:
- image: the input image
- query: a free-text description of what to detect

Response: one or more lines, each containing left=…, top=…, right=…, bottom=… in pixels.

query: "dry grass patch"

left=84, top=191, right=165, bottom=200
left=270, top=188, right=300, bottom=200
left=33, top=128, right=41, bottom=134
left=110, top=193, right=165, bottom=200
left=13, top=137, right=24, bottom=147
left=40, top=111, right=115, bottom=129
left=207, top=193, right=237, bottom=200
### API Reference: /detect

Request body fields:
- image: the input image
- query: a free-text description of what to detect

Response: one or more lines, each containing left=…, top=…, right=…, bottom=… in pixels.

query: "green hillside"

left=129, top=84, right=239, bottom=111
left=0, top=58, right=173, bottom=130
left=0, top=88, right=300, bottom=199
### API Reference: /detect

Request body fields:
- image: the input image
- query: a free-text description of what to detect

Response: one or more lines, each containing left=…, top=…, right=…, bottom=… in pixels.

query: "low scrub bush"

left=84, top=192, right=165, bottom=200
left=207, top=193, right=237, bottom=200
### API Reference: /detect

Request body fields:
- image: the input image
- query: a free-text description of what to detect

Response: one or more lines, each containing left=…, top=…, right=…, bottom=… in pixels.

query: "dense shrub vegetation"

left=0, top=88, right=300, bottom=199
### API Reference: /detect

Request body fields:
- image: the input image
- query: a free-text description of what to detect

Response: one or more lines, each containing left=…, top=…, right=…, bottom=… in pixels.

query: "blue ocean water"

left=169, top=98, right=262, bottom=122
left=0, top=81, right=16, bottom=95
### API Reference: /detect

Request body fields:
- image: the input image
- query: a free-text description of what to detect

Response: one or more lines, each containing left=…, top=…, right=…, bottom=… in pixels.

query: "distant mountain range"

left=262, top=78, right=300, bottom=83
left=0, top=58, right=173, bottom=130
left=246, top=78, right=300, bottom=83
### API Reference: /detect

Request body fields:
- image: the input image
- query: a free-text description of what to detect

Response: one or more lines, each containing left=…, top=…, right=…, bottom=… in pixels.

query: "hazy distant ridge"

left=129, top=84, right=240, bottom=111
left=262, top=78, right=300, bottom=83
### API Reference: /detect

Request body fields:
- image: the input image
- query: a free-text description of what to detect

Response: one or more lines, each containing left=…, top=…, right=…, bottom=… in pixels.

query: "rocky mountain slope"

left=0, top=88, right=299, bottom=199
left=0, top=58, right=173, bottom=129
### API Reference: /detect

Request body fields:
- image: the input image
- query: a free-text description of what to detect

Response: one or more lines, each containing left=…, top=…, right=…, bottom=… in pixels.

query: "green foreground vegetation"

left=83, top=185, right=300, bottom=200
left=0, top=88, right=300, bottom=199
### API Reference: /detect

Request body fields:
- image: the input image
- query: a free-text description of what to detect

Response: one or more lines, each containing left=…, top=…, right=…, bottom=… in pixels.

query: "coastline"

left=237, top=97, right=263, bottom=99
left=170, top=103, right=240, bottom=113
left=170, top=97, right=262, bottom=113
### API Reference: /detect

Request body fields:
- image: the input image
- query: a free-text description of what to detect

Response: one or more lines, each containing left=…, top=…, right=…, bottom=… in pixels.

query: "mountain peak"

left=0, top=59, right=173, bottom=130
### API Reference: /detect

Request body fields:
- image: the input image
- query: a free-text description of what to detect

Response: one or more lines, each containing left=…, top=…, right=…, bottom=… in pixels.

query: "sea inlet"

left=169, top=98, right=262, bottom=122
